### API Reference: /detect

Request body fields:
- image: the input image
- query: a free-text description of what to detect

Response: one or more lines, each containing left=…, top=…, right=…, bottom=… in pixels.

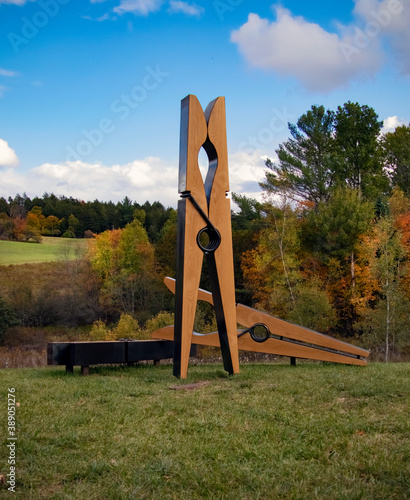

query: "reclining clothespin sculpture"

left=152, top=95, right=370, bottom=377
left=172, top=94, right=240, bottom=379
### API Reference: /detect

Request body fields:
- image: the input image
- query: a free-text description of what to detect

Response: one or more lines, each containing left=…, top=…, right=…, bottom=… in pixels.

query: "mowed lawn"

left=0, top=237, right=88, bottom=265
left=0, top=362, right=408, bottom=499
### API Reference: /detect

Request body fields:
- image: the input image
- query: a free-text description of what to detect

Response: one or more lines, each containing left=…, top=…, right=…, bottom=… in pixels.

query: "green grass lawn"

left=0, top=237, right=88, bottom=265
left=0, top=362, right=409, bottom=499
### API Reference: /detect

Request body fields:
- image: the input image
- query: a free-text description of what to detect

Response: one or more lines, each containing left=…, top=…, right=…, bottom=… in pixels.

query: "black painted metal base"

left=47, top=340, right=196, bottom=375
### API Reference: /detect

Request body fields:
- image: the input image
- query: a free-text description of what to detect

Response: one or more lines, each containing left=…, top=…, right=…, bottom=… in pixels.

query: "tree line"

left=239, top=101, right=410, bottom=361
left=0, top=100, right=409, bottom=360
left=0, top=194, right=174, bottom=243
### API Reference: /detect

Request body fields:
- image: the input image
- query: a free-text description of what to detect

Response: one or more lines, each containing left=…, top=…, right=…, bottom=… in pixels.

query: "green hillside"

left=0, top=237, right=88, bottom=265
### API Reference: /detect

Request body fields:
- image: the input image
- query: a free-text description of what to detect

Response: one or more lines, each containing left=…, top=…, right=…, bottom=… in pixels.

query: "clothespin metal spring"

left=181, top=192, right=221, bottom=253
left=238, top=323, right=271, bottom=343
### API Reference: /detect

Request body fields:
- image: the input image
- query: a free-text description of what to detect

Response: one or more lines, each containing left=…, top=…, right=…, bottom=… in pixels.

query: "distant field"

left=0, top=237, right=88, bottom=265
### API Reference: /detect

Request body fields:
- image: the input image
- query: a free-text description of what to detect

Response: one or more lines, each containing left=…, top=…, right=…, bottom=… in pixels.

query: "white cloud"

left=381, top=115, right=408, bottom=134
left=113, top=0, right=164, bottom=15
left=95, top=12, right=110, bottom=21
left=0, top=0, right=33, bottom=4
left=0, top=150, right=266, bottom=207
left=82, top=13, right=111, bottom=21
left=231, top=1, right=410, bottom=92
left=111, top=0, right=204, bottom=17
left=0, top=68, right=19, bottom=77
left=0, top=158, right=176, bottom=206
left=228, top=149, right=266, bottom=203
left=168, top=1, right=204, bottom=17
left=0, top=69, right=18, bottom=99
left=36, top=158, right=177, bottom=205
left=231, top=6, right=383, bottom=93
left=0, top=140, right=19, bottom=168
left=353, top=0, right=410, bottom=74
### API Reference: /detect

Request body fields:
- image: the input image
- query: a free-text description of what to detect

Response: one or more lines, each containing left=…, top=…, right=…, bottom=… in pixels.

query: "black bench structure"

left=47, top=340, right=196, bottom=375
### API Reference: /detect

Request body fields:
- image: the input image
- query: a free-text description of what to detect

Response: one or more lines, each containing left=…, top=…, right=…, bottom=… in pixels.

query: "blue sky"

left=0, top=0, right=409, bottom=208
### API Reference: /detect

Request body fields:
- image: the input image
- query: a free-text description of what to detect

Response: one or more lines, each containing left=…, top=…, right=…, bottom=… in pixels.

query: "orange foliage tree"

left=88, top=220, right=156, bottom=317
left=241, top=198, right=337, bottom=332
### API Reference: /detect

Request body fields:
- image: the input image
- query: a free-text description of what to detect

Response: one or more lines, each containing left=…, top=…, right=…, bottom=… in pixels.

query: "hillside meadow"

left=0, top=237, right=88, bottom=266
left=0, top=362, right=409, bottom=499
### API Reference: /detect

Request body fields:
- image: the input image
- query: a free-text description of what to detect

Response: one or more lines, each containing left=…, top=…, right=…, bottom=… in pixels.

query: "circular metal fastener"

left=249, top=323, right=270, bottom=343
left=196, top=226, right=221, bottom=253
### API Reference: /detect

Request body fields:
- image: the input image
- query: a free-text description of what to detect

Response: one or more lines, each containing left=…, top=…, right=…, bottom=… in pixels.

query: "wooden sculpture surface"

left=152, top=277, right=369, bottom=367
left=160, top=94, right=369, bottom=379
left=173, top=95, right=239, bottom=378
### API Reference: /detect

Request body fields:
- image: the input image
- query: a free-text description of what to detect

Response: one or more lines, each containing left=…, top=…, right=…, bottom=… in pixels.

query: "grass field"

left=0, top=237, right=88, bottom=265
left=0, top=362, right=408, bottom=499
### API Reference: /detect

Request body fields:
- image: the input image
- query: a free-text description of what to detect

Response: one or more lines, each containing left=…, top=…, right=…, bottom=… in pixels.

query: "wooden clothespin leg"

left=173, top=95, right=239, bottom=379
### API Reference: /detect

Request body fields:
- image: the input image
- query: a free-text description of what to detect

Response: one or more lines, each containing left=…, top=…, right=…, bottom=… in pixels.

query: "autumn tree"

left=382, top=124, right=410, bottom=195
left=0, top=212, right=41, bottom=243
left=154, top=209, right=177, bottom=279
left=287, top=278, right=337, bottom=332
left=89, top=220, right=162, bottom=321
left=231, top=194, right=264, bottom=304
left=241, top=198, right=337, bottom=332
left=23, top=225, right=42, bottom=243
left=26, top=206, right=42, bottom=230
left=358, top=215, right=409, bottom=360
left=300, top=188, right=375, bottom=333
left=42, top=215, right=61, bottom=236
left=242, top=198, right=301, bottom=317
left=0, top=213, right=14, bottom=240
left=26, top=207, right=43, bottom=242
left=62, top=214, right=80, bottom=238
left=302, top=188, right=374, bottom=266
left=1, top=193, right=176, bottom=241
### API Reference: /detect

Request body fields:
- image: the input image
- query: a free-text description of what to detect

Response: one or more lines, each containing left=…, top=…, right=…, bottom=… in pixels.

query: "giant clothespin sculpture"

left=152, top=95, right=370, bottom=377
left=157, top=277, right=370, bottom=366
left=173, top=95, right=240, bottom=378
